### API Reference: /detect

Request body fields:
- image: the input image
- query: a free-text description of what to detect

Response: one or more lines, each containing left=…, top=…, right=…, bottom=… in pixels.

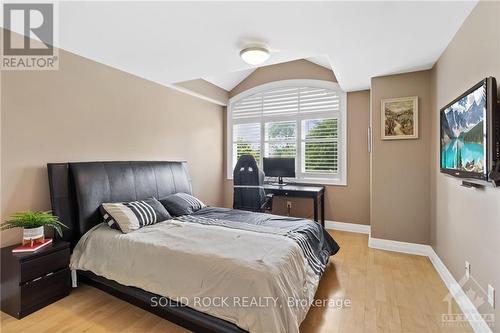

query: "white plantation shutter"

left=232, top=87, right=340, bottom=119
left=265, top=121, right=297, bottom=158
left=262, top=88, right=299, bottom=117
left=228, top=80, right=347, bottom=185
left=232, top=123, right=261, bottom=168
left=299, top=87, right=340, bottom=114
left=232, top=95, right=262, bottom=120
left=302, top=118, right=339, bottom=173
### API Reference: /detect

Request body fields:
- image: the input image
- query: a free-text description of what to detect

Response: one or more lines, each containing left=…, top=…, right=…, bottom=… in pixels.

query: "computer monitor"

left=263, top=157, right=295, bottom=185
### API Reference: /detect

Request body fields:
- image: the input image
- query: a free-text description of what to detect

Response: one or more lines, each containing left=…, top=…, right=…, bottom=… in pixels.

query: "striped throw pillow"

left=159, top=193, right=206, bottom=217
left=100, top=198, right=171, bottom=233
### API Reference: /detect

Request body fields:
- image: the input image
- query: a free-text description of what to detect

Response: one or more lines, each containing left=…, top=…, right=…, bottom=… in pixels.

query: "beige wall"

left=224, top=60, right=370, bottom=225
left=1, top=48, right=224, bottom=247
left=230, top=59, right=337, bottom=98
left=370, top=70, right=432, bottom=244
left=431, top=1, right=500, bottom=321
left=324, top=90, right=370, bottom=225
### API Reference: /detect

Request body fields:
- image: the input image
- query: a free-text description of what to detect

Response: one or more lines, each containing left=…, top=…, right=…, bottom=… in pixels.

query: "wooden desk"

left=263, top=183, right=325, bottom=227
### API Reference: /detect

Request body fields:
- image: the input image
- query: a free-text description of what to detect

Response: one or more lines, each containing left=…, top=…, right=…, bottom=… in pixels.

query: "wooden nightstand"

left=1, top=240, right=70, bottom=319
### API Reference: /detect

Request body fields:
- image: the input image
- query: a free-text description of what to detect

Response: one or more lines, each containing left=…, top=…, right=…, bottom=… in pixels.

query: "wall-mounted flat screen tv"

left=440, top=77, right=498, bottom=181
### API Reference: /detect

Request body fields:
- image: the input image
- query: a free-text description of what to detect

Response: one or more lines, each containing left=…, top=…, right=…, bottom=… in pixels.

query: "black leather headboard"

left=47, top=161, right=192, bottom=247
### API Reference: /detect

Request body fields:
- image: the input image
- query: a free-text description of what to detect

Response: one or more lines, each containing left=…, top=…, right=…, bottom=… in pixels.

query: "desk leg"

left=313, top=196, right=318, bottom=223
left=320, top=193, right=325, bottom=228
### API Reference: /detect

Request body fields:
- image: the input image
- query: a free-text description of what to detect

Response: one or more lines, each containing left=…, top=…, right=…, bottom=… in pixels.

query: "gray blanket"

left=179, top=207, right=340, bottom=275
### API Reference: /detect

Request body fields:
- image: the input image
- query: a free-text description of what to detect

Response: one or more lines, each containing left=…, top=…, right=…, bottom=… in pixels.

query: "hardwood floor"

left=1, top=230, right=471, bottom=333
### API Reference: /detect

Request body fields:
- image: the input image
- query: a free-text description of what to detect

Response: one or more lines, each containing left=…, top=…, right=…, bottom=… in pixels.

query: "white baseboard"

left=368, top=235, right=432, bottom=256
left=427, top=248, right=493, bottom=333
left=368, top=236, right=492, bottom=333
left=323, top=221, right=491, bottom=332
left=325, top=220, right=370, bottom=234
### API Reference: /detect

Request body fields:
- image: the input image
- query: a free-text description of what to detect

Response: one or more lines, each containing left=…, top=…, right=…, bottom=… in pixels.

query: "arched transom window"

left=227, top=80, right=347, bottom=185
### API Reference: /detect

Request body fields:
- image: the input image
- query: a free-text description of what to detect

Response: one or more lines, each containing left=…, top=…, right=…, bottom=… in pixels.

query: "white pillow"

left=100, top=198, right=171, bottom=233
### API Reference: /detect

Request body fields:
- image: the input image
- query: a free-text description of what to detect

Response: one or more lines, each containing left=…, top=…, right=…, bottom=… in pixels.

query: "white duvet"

left=70, top=219, right=319, bottom=333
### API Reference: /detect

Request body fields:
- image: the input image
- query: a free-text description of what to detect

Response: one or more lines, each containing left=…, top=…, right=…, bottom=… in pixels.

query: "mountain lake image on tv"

left=441, top=81, right=487, bottom=177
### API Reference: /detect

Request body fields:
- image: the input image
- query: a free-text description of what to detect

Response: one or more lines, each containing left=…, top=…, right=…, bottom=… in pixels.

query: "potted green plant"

left=1, top=211, right=68, bottom=246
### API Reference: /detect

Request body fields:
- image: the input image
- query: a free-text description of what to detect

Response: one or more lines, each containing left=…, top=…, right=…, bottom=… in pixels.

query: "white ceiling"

left=305, top=55, right=332, bottom=70
left=23, top=1, right=478, bottom=91
left=204, top=68, right=256, bottom=91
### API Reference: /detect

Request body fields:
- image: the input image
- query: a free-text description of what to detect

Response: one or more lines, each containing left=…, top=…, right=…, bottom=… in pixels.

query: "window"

left=302, top=118, right=338, bottom=174
left=227, top=80, right=347, bottom=185
left=265, top=121, right=296, bottom=158
left=233, top=123, right=261, bottom=164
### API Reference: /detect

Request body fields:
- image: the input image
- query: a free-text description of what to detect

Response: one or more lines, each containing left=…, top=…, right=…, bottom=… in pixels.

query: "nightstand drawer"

left=21, top=268, right=70, bottom=311
left=2, top=241, right=70, bottom=319
left=20, top=248, right=70, bottom=283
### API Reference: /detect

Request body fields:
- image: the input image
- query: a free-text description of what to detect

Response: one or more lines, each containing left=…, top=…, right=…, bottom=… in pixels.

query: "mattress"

left=70, top=207, right=339, bottom=333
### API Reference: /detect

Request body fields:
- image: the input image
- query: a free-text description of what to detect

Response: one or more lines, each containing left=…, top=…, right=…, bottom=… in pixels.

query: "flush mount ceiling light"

left=240, top=47, right=270, bottom=65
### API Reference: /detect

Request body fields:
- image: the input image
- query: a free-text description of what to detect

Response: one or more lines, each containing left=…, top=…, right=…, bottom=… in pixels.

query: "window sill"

left=297, top=179, right=347, bottom=186
left=226, top=176, right=347, bottom=187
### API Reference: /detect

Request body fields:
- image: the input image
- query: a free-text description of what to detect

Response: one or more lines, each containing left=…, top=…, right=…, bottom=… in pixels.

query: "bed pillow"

left=159, top=193, right=206, bottom=216
left=100, top=197, right=171, bottom=233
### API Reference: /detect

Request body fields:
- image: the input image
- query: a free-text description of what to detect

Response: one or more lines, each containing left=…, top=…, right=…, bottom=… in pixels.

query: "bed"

left=48, top=161, right=339, bottom=333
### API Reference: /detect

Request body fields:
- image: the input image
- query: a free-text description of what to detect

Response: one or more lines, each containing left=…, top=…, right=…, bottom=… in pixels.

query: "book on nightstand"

left=12, top=238, right=53, bottom=253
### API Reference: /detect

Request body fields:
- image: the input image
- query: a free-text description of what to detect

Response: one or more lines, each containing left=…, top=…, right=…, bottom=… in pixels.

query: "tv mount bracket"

left=461, top=180, right=485, bottom=189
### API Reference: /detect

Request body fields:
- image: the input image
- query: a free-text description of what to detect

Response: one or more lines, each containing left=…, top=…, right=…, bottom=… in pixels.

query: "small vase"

left=22, top=226, right=44, bottom=246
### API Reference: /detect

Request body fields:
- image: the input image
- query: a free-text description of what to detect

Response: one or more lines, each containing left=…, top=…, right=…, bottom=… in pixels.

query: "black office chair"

left=233, top=155, right=273, bottom=212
